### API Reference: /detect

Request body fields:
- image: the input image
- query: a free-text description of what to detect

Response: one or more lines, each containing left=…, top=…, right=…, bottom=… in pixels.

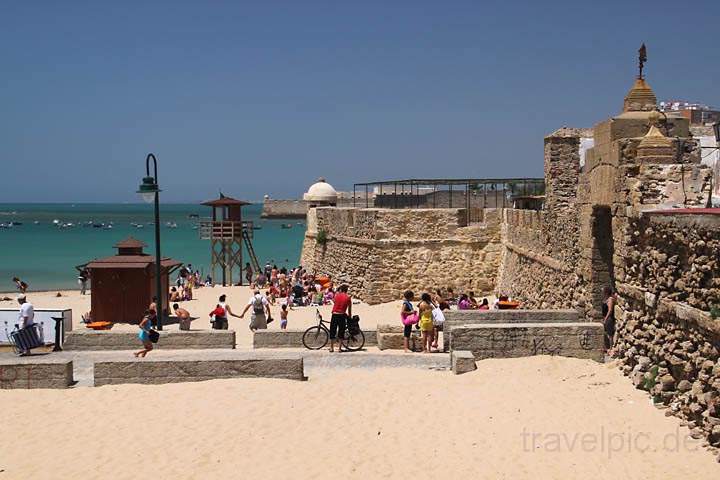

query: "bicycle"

left=302, top=309, right=365, bottom=351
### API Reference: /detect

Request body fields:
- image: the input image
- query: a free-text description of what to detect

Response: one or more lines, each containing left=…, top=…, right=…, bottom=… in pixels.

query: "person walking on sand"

left=77, top=268, right=89, bottom=295
left=134, top=310, right=154, bottom=357
left=245, top=262, right=253, bottom=285
left=280, top=303, right=291, bottom=330
left=12, top=277, right=28, bottom=293
left=602, top=286, right=617, bottom=356
left=240, top=289, right=271, bottom=331
left=329, top=284, right=351, bottom=353
left=212, top=294, right=240, bottom=330
left=418, top=293, right=435, bottom=353
left=16, top=294, right=35, bottom=356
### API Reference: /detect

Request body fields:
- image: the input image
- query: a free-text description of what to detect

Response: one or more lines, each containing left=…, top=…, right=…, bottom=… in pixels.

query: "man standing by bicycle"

left=329, top=284, right=351, bottom=352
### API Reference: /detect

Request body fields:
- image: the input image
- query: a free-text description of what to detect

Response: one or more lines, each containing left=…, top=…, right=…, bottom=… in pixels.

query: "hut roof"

left=113, top=236, right=147, bottom=249
left=201, top=193, right=251, bottom=207
left=86, top=255, right=182, bottom=270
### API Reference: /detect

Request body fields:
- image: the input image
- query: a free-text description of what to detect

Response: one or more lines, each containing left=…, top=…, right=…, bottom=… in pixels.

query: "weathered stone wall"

left=261, top=199, right=308, bottom=218
left=301, top=207, right=503, bottom=304
left=613, top=213, right=720, bottom=448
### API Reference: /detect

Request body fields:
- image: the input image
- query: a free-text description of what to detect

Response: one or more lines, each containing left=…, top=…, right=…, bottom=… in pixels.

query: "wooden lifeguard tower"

left=200, top=193, right=260, bottom=286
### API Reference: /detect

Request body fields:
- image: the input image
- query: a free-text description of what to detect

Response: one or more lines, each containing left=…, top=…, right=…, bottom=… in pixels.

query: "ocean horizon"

left=0, top=203, right=306, bottom=292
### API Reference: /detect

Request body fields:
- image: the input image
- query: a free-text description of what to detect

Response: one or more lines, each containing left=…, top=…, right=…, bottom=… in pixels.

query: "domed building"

left=303, top=177, right=338, bottom=208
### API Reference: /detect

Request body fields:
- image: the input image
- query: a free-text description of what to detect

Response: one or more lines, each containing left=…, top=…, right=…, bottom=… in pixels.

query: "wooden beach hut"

left=84, top=237, right=182, bottom=324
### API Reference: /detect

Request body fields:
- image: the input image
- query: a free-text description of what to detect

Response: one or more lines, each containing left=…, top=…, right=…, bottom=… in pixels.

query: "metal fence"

left=352, top=178, right=545, bottom=223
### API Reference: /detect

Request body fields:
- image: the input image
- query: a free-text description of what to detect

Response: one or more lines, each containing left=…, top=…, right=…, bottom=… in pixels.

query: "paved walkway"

left=1, top=348, right=450, bottom=387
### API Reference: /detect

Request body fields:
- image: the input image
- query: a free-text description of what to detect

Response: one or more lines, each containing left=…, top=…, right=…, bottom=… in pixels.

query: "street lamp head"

left=137, top=176, right=160, bottom=203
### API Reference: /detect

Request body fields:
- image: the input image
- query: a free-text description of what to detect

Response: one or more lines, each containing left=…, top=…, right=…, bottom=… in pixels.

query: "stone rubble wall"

left=301, top=207, right=503, bottom=304
left=613, top=214, right=720, bottom=449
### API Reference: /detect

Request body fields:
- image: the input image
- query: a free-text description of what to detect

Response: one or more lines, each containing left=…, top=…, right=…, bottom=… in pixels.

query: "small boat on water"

left=33, top=221, right=40, bottom=225
left=280, top=223, right=293, bottom=229
left=165, top=222, right=178, bottom=229
left=0, top=223, right=13, bottom=229
left=10, top=221, right=22, bottom=226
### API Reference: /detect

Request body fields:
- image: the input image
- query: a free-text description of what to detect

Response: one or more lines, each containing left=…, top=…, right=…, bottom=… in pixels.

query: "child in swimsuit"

left=280, top=304, right=289, bottom=330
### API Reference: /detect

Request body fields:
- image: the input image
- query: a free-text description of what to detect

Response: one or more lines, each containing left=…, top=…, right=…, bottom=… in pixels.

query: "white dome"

left=303, top=177, right=338, bottom=203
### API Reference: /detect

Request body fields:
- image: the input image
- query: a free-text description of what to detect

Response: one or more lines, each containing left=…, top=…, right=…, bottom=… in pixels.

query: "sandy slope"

left=1, top=356, right=718, bottom=479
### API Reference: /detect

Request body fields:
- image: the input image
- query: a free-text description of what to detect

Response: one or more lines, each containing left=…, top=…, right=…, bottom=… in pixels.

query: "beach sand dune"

left=1, top=356, right=718, bottom=479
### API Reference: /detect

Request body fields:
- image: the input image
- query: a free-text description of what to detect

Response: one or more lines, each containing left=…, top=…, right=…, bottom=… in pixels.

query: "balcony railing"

left=199, top=220, right=253, bottom=240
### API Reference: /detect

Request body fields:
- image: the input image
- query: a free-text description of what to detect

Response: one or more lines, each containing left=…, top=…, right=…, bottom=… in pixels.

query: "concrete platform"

left=64, top=330, right=236, bottom=350
left=0, top=355, right=74, bottom=389
left=93, top=350, right=305, bottom=386
left=253, top=329, right=377, bottom=349
left=443, top=309, right=581, bottom=352
left=449, top=322, right=604, bottom=362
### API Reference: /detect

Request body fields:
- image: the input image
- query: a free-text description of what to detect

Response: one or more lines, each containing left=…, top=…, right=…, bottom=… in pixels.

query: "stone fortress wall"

left=300, top=207, right=503, bottom=304
left=298, top=71, right=720, bottom=448
left=262, top=197, right=362, bottom=218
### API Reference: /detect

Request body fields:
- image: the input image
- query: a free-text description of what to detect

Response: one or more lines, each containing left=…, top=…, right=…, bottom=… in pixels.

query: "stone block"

left=64, top=330, right=236, bottom=350
left=253, top=329, right=377, bottom=349
left=451, top=350, right=476, bottom=375
left=450, top=322, right=604, bottom=362
left=443, top=309, right=581, bottom=352
left=376, top=324, right=425, bottom=351
left=94, top=352, right=305, bottom=386
left=0, top=356, right=73, bottom=389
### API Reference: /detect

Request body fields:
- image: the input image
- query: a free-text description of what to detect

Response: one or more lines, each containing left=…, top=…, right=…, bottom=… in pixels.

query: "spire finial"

left=638, top=43, right=647, bottom=80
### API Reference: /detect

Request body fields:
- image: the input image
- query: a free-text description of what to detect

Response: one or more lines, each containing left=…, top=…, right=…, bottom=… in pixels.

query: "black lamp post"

left=137, top=153, right=164, bottom=330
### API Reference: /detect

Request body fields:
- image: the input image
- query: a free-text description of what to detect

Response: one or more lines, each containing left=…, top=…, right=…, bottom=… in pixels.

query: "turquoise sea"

left=0, top=203, right=305, bottom=291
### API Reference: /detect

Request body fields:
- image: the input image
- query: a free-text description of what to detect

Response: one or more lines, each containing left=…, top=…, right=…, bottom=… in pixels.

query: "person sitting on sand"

left=444, top=287, right=456, bottom=306
left=478, top=298, right=490, bottom=310
left=12, top=277, right=28, bottom=293
left=169, top=287, right=181, bottom=302
left=458, top=294, right=472, bottom=310
left=173, top=303, right=191, bottom=330
left=468, top=291, right=479, bottom=309
left=134, top=310, right=154, bottom=357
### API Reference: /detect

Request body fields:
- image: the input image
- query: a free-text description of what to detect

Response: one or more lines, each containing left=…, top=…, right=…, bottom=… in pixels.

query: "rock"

left=659, top=374, right=676, bottom=391
left=637, top=356, right=652, bottom=371
left=677, top=380, right=692, bottom=392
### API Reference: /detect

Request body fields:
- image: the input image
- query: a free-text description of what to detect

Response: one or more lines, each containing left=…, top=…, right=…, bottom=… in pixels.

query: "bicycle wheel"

left=342, top=330, right=365, bottom=352
left=302, top=326, right=329, bottom=350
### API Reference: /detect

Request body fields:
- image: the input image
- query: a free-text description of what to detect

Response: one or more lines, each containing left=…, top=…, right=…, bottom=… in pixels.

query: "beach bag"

left=402, top=312, right=419, bottom=326
left=252, top=295, right=265, bottom=315
left=432, top=307, right=445, bottom=326
left=148, top=329, right=160, bottom=344
left=347, top=315, right=361, bottom=335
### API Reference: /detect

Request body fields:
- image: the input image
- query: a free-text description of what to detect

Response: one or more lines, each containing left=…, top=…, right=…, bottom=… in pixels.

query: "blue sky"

left=2, top=0, right=719, bottom=202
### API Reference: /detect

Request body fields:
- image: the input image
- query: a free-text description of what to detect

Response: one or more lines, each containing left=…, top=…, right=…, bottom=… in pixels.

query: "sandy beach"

left=0, top=286, right=403, bottom=347
left=0, top=356, right=718, bottom=479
